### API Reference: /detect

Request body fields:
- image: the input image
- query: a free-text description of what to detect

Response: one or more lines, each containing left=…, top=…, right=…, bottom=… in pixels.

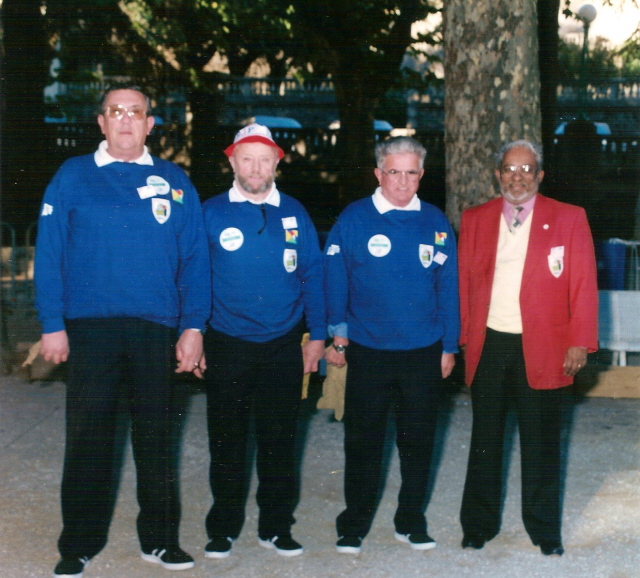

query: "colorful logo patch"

left=152, top=198, right=171, bottom=224
left=285, top=229, right=299, bottom=244
left=419, top=244, right=434, bottom=268
left=172, top=188, right=184, bottom=204
left=435, top=232, right=447, bottom=246
left=283, top=248, right=297, bottom=272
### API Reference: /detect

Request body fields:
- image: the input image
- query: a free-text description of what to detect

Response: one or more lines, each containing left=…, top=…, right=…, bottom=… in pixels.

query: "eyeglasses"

left=102, top=104, right=148, bottom=121
left=381, top=169, right=422, bottom=181
left=500, top=164, right=537, bottom=176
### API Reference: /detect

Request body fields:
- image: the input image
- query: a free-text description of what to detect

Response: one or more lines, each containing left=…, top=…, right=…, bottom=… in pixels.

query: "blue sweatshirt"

left=203, top=187, right=326, bottom=342
left=325, top=194, right=460, bottom=352
left=35, top=154, right=211, bottom=334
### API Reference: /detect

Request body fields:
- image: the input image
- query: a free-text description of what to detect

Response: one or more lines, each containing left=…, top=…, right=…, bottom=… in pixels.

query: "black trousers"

left=336, top=340, right=442, bottom=539
left=59, top=318, right=182, bottom=559
left=204, top=325, right=304, bottom=540
left=460, top=328, right=566, bottom=544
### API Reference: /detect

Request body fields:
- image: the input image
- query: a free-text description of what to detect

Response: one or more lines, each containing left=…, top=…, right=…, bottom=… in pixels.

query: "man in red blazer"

left=458, top=140, right=598, bottom=557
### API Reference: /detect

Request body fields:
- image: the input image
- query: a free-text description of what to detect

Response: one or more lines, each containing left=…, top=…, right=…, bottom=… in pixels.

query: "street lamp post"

left=577, top=3, right=597, bottom=119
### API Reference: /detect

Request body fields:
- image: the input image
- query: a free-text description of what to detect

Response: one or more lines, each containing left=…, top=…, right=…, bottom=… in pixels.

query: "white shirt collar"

left=94, top=140, right=154, bottom=167
left=372, top=187, right=421, bottom=214
left=228, top=181, right=281, bottom=207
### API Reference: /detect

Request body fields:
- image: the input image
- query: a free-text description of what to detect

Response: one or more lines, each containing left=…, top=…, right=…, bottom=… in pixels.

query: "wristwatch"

left=332, top=343, right=347, bottom=354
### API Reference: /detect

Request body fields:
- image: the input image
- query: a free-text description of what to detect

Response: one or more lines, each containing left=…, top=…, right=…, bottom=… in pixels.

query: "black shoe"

left=204, top=536, right=234, bottom=559
left=538, top=541, right=564, bottom=556
left=395, top=532, right=436, bottom=550
left=258, top=535, right=304, bottom=557
left=336, top=536, right=363, bottom=554
left=53, top=556, right=91, bottom=578
left=141, top=546, right=195, bottom=570
left=461, top=535, right=486, bottom=550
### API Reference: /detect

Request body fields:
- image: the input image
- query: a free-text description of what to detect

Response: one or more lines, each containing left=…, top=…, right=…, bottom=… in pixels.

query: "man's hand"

left=325, top=346, right=346, bottom=368
left=176, top=329, right=205, bottom=379
left=441, top=352, right=455, bottom=379
left=325, top=336, right=349, bottom=368
left=40, top=330, right=69, bottom=365
left=563, top=346, right=588, bottom=377
left=302, top=339, right=326, bottom=374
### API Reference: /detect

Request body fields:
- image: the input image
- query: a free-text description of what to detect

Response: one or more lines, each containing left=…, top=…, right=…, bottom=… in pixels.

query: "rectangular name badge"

left=138, top=185, right=156, bottom=199
left=434, top=251, right=448, bottom=265
left=282, top=216, right=298, bottom=229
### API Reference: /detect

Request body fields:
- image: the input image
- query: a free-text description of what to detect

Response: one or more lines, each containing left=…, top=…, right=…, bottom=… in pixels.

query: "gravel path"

left=1, top=375, right=638, bottom=578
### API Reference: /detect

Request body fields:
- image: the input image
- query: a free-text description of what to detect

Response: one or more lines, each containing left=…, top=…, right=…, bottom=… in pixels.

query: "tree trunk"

left=333, top=70, right=378, bottom=208
left=443, top=0, right=542, bottom=230
left=538, top=0, right=561, bottom=177
left=1, top=0, right=47, bottom=233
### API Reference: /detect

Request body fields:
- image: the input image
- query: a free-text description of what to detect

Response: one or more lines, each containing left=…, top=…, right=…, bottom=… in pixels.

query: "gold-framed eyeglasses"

left=103, top=104, right=148, bottom=121
left=381, top=169, right=422, bottom=181
left=500, top=164, right=537, bottom=176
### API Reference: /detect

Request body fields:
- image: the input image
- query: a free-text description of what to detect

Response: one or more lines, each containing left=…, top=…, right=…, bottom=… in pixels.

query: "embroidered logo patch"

left=548, top=255, right=563, bottom=278
left=419, top=244, right=434, bottom=268
left=152, top=198, right=171, bottom=224
left=172, top=189, right=184, bottom=204
left=285, top=229, right=299, bottom=244
left=548, top=246, right=564, bottom=278
left=283, top=248, right=297, bottom=272
left=435, top=232, right=447, bottom=246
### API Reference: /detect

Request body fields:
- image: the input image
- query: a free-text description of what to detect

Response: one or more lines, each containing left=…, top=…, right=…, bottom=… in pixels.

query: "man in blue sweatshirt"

left=201, top=124, right=325, bottom=560
left=35, top=87, right=210, bottom=577
left=324, top=136, right=460, bottom=554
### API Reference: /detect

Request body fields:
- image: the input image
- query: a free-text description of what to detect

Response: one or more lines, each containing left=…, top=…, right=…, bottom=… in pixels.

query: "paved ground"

left=1, top=373, right=638, bottom=578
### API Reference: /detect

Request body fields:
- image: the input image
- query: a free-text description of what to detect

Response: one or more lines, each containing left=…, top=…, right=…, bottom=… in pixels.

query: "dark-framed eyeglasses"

left=102, top=104, right=148, bottom=121
left=500, top=164, right=537, bottom=176
left=380, top=169, right=422, bottom=181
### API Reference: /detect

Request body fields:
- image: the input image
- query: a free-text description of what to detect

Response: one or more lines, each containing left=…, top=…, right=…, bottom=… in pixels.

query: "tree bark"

left=1, top=0, right=47, bottom=232
left=332, top=67, right=379, bottom=206
left=444, top=0, right=542, bottom=229
left=538, top=0, right=561, bottom=174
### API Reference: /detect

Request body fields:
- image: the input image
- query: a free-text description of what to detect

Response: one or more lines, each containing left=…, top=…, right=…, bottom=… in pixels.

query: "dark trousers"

left=204, top=325, right=304, bottom=539
left=59, top=318, right=182, bottom=559
left=460, top=328, right=566, bottom=544
left=336, top=340, right=442, bottom=539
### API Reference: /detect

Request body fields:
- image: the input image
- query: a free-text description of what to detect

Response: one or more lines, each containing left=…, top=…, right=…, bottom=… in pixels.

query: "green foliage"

left=558, top=36, right=621, bottom=81
left=43, top=0, right=441, bottom=93
left=616, top=25, right=640, bottom=75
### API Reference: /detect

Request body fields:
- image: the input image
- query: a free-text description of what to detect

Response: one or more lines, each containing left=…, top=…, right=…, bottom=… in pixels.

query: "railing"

left=556, top=78, right=640, bottom=103
left=1, top=221, right=36, bottom=306
left=44, top=123, right=444, bottom=159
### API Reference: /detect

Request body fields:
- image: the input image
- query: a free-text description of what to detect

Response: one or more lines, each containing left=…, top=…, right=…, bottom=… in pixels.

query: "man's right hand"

left=40, top=330, right=69, bottom=364
left=326, top=337, right=349, bottom=368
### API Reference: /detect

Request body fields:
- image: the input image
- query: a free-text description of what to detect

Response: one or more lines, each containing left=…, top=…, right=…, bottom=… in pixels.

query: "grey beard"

left=237, top=175, right=274, bottom=196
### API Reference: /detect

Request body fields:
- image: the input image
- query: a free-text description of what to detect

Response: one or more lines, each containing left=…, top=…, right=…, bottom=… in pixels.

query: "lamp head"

left=577, top=4, right=597, bottom=24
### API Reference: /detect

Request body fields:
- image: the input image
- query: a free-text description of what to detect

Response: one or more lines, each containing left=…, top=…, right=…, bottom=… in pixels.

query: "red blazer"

left=459, top=195, right=598, bottom=390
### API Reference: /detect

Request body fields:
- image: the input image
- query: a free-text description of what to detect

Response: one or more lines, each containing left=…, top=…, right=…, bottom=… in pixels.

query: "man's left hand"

left=441, top=352, right=455, bottom=379
left=176, top=329, right=205, bottom=379
left=563, top=346, right=588, bottom=377
left=303, top=339, right=325, bottom=374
